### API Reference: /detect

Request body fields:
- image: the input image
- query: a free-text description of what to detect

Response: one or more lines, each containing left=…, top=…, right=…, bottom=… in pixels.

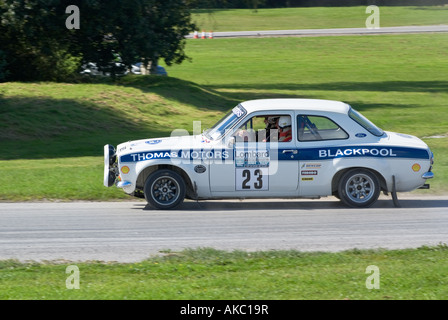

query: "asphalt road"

left=1, top=195, right=448, bottom=262
left=188, top=25, right=448, bottom=38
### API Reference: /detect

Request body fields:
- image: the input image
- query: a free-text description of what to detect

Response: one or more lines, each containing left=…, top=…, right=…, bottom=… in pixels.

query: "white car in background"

left=104, top=99, right=434, bottom=209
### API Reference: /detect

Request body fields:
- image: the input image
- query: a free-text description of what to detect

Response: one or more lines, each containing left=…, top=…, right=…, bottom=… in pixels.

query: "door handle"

left=282, top=149, right=298, bottom=154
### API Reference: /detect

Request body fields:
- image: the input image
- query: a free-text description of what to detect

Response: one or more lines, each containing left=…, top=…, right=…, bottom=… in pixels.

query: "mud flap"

left=391, top=175, right=401, bottom=208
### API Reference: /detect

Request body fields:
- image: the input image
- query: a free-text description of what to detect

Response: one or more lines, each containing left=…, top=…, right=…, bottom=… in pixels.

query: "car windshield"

left=205, top=104, right=247, bottom=140
left=349, top=108, right=385, bottom=137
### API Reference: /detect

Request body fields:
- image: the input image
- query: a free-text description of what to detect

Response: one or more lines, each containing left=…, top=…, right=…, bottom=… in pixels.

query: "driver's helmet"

left=278, top=116, right=291, bottom=128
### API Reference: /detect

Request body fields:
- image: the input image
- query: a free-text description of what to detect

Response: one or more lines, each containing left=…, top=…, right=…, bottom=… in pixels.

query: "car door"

left=295, top=112, right=350, bottom=197
left=209, top=111, right=299, bottom=196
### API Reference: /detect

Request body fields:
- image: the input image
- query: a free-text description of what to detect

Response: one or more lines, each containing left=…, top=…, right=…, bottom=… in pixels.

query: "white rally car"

left=104, top=99, right=434, bottom=209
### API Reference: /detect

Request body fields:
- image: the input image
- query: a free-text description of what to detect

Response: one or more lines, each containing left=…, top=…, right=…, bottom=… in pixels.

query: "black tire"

left=338, top=169, right=380, bottom=208
left=144, top=170, right=186, bottom=209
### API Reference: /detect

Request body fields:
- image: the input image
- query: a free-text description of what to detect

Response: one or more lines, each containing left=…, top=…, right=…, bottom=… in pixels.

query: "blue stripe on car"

left=120, top=146, right=429, bottom=163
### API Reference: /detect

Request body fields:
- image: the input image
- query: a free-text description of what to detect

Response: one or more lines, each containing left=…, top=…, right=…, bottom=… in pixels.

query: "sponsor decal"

left=119, top=146, right=127, bottom=152
left=120, top=149, right=231, bottom=163
left=301, top=177, right=314, bottom=181
left=126, top=151, right=177, bottom=162
left=194, top=165, right=207, bottom=173
left=121, top=166, right=130, bottom=174
left=319, top=148, right=397, bottom=158
left=232, top=106, right=245, bottom=117
left=145, top=139, right=162, bottom=145
left=412, top=163, right=421, bottom=172
left=235, top=149, right=270, bottom=168
left=235, top=149, right=270, bottom=190
left=301, top=170, right=318, bottom=176
left=298, top=146, right=430, bottom=161
left=301, top=163, right=322, bottom=169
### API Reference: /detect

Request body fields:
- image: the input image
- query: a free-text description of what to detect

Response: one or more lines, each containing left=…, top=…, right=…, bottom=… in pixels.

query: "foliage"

left=0, top=0, right=73, bottom=81
left=0, top=0, right=196, bottom=81
left=0, top=50, right=7, bottom=81
left=1, top=246, right=448, bottom=299
left=71, top=0, right=196, bottom=75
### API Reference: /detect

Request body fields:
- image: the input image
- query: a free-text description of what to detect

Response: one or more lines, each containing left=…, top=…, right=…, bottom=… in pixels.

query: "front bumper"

left=104, top=144, right=118, bottom=187
left=422, top=171, right=434, bottom=179
left=117, top=180, right=132, bottom=188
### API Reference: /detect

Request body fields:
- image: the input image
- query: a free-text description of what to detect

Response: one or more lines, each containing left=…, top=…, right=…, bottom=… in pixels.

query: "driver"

left=277, top=116, right=292, bottom=142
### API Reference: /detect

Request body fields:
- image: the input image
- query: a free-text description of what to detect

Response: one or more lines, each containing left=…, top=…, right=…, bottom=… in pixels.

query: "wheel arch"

left=331, top=166, right=387, bottom=195
left=136, top=164, right=196, bottom=199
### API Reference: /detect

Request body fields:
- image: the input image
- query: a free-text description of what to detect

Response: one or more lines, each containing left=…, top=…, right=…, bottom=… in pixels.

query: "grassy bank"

left=0, top=77, right=231, bottom=160
left=191, top=6, right=448, bottom=32
left=1, top=246, right=448, bottom=300
left=1, top=34, right=447, bottom=201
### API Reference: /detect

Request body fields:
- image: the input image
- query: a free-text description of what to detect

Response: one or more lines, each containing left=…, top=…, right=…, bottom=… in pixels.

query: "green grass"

left=166, top=34, right=448, bottom=192
left=1, top=246, right=448, bottom=300
left=191, top=6, right=448, bottom=32
left=0, top=157, right=128, bottom=201
left=0, top=77, right=236, bottom=201
left=0, top=78, right=230, bottom=160
left=1, top=33, right=447, bottom=200
left=169, top=35, right=448, bottom=133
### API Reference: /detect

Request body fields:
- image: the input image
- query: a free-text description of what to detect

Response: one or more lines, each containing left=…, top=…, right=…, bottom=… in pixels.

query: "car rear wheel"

left=338, top=169, right=380, bottom=208
left=144, top=170, right=186, bottom=209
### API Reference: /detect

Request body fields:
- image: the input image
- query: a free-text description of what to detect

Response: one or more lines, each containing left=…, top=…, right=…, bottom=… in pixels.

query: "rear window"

left=349, top=108, right=384, bottom=137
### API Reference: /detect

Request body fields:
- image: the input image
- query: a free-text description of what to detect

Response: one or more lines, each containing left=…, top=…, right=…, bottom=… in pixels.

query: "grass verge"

left=1, top=246, right=448, bottom=300
left=191, top=6, right=448, bottom=32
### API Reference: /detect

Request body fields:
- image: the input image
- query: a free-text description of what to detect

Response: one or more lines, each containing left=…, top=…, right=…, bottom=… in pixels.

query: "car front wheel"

left=338, top=169, right=380, bottom=208
left=144, top=170, right=186, bottom=209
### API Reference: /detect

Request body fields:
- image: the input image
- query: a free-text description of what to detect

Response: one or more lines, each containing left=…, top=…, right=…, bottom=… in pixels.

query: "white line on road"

left=187, top=25, right=448, bottom=38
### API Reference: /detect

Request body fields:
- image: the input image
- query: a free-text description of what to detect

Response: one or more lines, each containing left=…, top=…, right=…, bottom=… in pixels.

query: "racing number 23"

left=236, top=168, right=269, bottom=191
left=242, top=169, right=262, bottom=189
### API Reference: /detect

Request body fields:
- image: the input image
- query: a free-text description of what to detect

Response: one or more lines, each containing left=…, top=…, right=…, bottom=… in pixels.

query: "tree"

left=0, top=0, right=77, bottom=81
left=0, top=0, right=196, bottom=81
left=74, top=0, right=196, bottom=75
left=0, top=50, right=7, bottom=81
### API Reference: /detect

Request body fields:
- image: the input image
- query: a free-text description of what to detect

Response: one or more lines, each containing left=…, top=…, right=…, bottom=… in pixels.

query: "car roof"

left=240, top=99, right=351, bottom=114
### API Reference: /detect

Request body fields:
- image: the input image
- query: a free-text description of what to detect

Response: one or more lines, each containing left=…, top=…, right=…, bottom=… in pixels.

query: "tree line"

left=0, top=0, right=196, bottom=82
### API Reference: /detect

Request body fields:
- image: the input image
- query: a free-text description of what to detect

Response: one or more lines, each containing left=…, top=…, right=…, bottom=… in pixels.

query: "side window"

left=234, top=115, right=291, bottom=142
left=297, top=115, right=348, bottom=141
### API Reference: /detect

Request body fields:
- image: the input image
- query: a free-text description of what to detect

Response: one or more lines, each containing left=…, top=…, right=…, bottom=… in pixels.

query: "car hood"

left=385, top=131, right=429, bottom=149
left=116, top=135, right=212, bottom=156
